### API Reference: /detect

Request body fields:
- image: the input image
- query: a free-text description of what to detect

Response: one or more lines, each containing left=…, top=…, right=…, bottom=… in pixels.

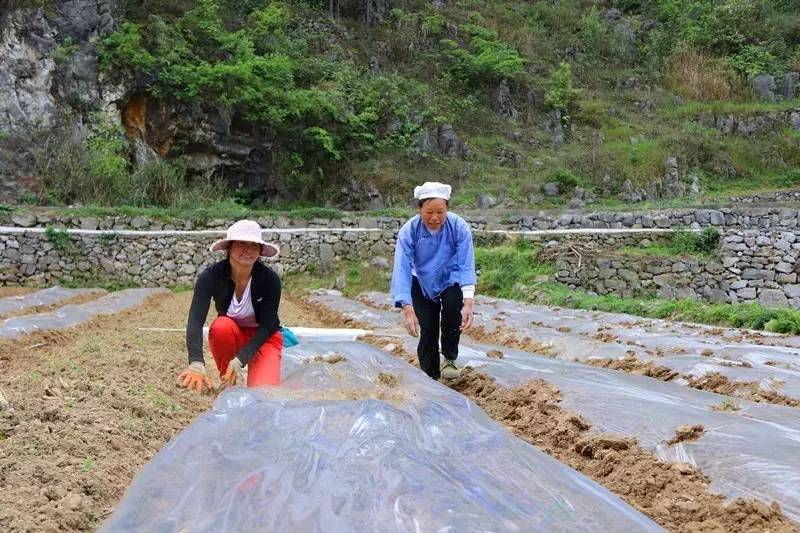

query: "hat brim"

left=209, top=238, right=280, bottom=258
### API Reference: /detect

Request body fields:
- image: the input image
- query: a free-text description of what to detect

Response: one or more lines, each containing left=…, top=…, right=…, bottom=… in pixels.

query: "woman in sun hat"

left=178, top=219, right=284, bottom=393
left=390, top=182, right=476, bottom=381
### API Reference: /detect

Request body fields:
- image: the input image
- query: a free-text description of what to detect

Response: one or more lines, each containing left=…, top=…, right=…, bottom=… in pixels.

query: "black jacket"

left=186, top=259, right=281, bottom=365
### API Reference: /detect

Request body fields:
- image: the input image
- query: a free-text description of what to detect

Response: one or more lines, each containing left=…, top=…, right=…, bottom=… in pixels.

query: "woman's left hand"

left=222, top=357, right=246, bottom=387
left=461, top=300, right=474, bottom=331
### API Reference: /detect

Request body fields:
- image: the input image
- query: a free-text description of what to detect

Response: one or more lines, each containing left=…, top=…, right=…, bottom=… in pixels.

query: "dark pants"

left=411, top=277, right=463, bottom=380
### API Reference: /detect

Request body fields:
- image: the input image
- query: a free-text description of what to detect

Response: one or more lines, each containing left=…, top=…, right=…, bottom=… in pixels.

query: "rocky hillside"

left=1, top=0, right=800, bottom=210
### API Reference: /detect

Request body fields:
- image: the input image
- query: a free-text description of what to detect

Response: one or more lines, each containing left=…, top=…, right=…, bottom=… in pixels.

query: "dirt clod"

left=377, top=372, right=400, bottom=387
left=667, top=425, right=705, bottom=445
left=307, top=353, right=347, bottom=364
left=486, top=349, right=504, bottom=359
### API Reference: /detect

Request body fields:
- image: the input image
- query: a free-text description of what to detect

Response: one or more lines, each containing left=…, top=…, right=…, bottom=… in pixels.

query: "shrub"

left=664, top=50, right=743, bottom=101
left=545, top=63, right=581, bottom=132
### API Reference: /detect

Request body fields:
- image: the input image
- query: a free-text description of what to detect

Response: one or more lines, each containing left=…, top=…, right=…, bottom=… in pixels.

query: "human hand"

left=402, top=305, right=420, bottom=337
left=178, top=362, right=213, bottom=394
left=222, top=357, right=245, bottom=388
left=461, top=299, right=474, bottom=331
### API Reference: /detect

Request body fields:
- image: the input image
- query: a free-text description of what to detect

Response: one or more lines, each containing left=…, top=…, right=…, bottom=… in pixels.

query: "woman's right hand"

left=402, top=305, right=420, bottom=337
left=178, top=362, right=213, bottom=394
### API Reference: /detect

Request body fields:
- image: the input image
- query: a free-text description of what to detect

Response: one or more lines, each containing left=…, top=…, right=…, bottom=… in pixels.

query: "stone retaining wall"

left=555, top=230, right=800, bottom=308
left=5, top=205, right=800, bottom=234
left=0, top=227, right=674, bottom=287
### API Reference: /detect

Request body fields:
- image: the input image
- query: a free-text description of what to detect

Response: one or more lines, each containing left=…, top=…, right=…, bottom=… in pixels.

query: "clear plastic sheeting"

left=0, top=288, right=170, bottom=339
left=311, top=291, right=800, bottom=523
left=104, top=341, right=662, bottom=533
left=0, top=286, right=105, bottom=316
left=356, top=291, right=800, bottom=402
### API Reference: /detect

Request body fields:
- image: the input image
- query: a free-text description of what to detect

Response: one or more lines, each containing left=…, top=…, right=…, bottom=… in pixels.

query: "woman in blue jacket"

left=391, top=182, right=476, bottom=380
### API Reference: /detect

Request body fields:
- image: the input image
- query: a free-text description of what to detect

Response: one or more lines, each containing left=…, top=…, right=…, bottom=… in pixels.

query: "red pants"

left=208, top=316, right=283, bottom=387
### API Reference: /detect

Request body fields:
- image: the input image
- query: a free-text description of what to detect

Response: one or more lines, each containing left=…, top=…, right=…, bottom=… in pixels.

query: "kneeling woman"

left=179, top=220, right=283, bottom=393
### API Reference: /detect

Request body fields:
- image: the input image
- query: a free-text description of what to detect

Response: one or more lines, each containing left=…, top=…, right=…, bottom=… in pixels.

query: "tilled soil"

left=0, top=292, right=319, bottom=532
left=0, top=287, right=37, bottom=298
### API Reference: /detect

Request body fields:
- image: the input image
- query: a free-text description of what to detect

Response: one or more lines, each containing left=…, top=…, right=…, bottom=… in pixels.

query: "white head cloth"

left=413, top=181, right=452, bottom=201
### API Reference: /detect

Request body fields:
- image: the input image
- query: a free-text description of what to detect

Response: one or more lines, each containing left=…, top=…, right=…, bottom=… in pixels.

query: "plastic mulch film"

left=357, top=292, right=800, bottom=402
left=103, top=340, right=662, bottom=533
left=0, top=286, right=105, bottom=316
left=0, top=288, right=170, bottom=339
left=311, top=291, right=800, bottom=523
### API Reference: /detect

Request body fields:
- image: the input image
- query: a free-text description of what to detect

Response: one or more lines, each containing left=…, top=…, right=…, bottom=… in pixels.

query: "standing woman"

left=178, top=220, right=283, bottom=393
left=391, top=182, right=476, bottom=380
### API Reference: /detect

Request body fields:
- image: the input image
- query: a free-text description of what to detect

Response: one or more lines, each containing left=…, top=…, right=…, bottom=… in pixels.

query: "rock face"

left=0, top=0, right=117, bottom=201
left=413, top=124, right=470, bottom=160
left=696, top=108, right=800, bottom=136
left=492, top=80, right=517, bottom=118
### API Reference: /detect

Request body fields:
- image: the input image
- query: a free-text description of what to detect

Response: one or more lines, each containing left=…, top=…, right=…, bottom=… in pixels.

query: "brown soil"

left=0, top=291, right=106, bottom=320
left=667, top=425, right=705, bottom=445
left=449, top=368, right=795, bottom=533
left=377, top=372, right=400, bottom=387
left=0, top=287, right=36, bottom=298
left=469, top=325, right=559, bottom=357
left=306, top=353, right=347, bottom=364
left=0, top=292, right=328, bottom=532
left=588, top=354, right=681, bottom=381
left=486, top=349, right=504, bottom=359
left=687, top=373, right=800, bottom=408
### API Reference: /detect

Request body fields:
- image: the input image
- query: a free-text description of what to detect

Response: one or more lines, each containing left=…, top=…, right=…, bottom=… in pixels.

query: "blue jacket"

left=391, top=212, right=476, bottom=307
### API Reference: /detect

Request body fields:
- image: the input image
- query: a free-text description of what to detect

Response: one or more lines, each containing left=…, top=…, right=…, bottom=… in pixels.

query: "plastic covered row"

left=0, top=286, right=105, bottom=316
left=0, top=288, right=169, bottom=339
left=357, top=291, right=800, bottom=402
left=311, top=291, right=800, bottom=523
left=104, top=340, right=661, bottom=532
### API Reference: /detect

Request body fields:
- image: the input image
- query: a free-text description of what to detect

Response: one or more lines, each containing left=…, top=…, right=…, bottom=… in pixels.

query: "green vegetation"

left=44, top=226, right=75, bottom=253
left=620, top=228, right=720, bottom=258
left=13, top=0, right=800, bottom=209
left=283, top=259, right=392, bottom=299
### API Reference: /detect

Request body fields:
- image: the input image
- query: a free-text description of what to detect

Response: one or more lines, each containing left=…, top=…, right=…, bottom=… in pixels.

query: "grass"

left=619, top=228, right=720, bottom=259
left=661, top=98, right=800, bottom=119
left=283, top=259, right=392, bottom=299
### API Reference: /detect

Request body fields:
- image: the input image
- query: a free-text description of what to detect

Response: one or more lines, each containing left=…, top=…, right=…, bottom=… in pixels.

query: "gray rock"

left=369, top=256, right=390, bottom=269
left=492, top=80, right=518, bottom=118
left=759, top=288, right=789, bottom=308
left=784, top=284, right=800, bottom=298
left=543, top=182, right=560, bottom=197
left=737, top=287, right=757, bottom=299
left=476, top=193, right=497, bottom=209
left=709, top=211, right=725, bottom=226
left=130, top=216, right=149, bottom=229
left=780, top=73, right=799, bottom=99
left=11, top=213, right=37, bottom=227
left=753, top=75, right=777, bottom=101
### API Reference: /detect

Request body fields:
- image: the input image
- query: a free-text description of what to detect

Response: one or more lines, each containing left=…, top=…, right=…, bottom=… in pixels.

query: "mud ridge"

left=450, top=368, right=795, bottom=533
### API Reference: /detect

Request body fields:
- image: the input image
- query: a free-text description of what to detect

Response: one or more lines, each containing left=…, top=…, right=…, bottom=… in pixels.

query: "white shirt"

left=226, top=278, right=259, bottom=328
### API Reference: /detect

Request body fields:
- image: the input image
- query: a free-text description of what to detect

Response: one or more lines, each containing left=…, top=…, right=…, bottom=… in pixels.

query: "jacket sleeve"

left=237, top=270, right=281, bottom=365
left=449, top=218, right=477, bottom=288
left=186, top=269, right=213, bottom=365
left=391, top=223, right=414, bottom=308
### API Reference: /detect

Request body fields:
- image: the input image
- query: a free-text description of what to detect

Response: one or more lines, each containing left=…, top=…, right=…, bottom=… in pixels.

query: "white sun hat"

left=209, top=219, right=280, bottom=258
left=414, top=181, right=452, bottom=201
